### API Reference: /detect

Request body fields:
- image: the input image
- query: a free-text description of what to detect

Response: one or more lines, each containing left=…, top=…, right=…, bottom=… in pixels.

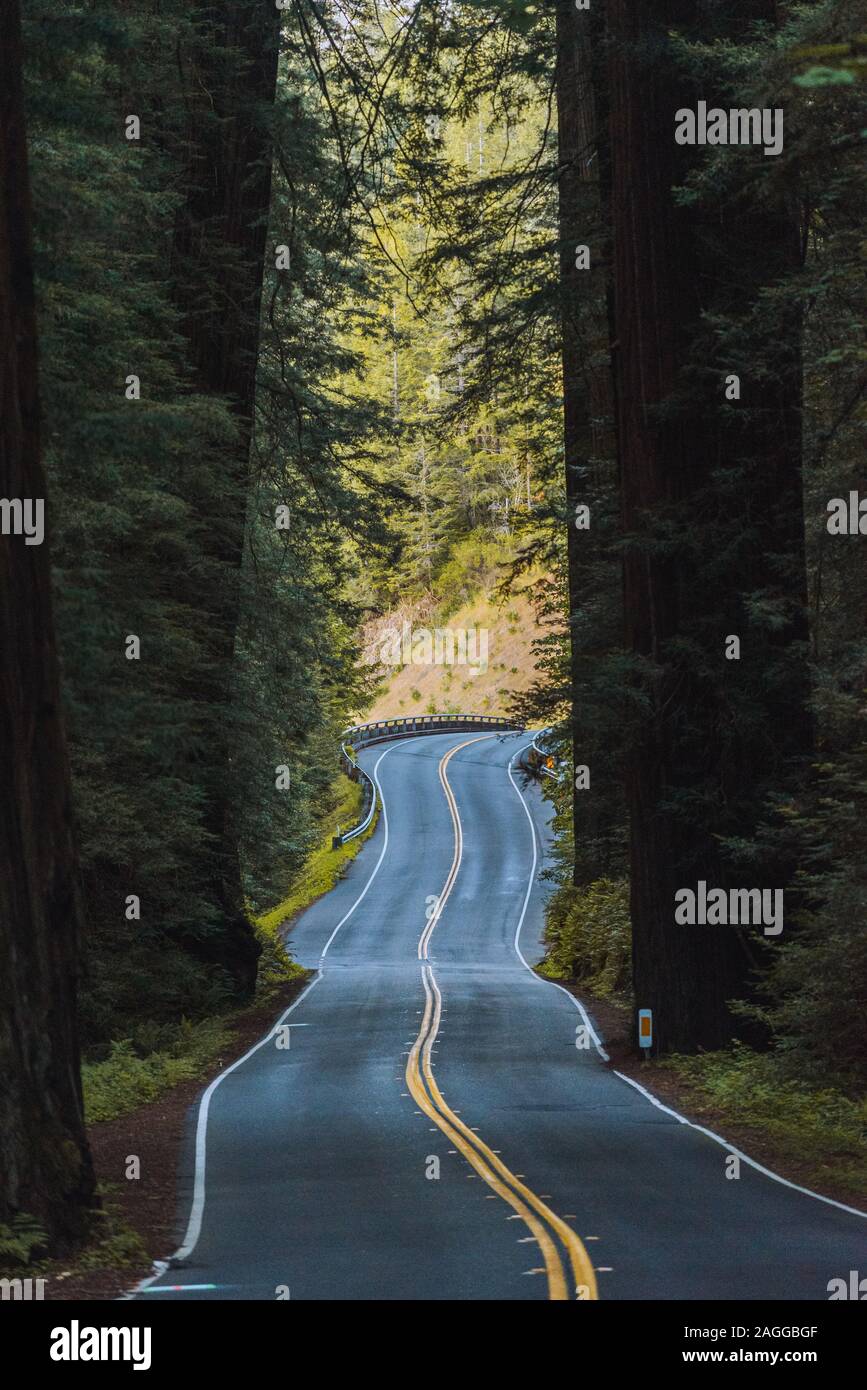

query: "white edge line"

left=124, top=744, right=396, bottom=1297
left=320, top=745, right=392, bottom=958
left=507, top=746, right=609, bottom=1061
left=613, top=1069, right=867, bottom=1221
left=119, top=1260, right=168, bottom=1300
left=127, top=733, right=867, bottom=1302
left=124, top=970, right=324, bottom=1299
left=507, top=745, right=867, bottom=1223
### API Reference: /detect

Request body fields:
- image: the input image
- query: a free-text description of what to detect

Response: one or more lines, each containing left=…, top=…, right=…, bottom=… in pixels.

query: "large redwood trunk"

left=555, top=0, right=619, bottom=885
left=170, top=2, right=282, bottom=995
left=0, top=0, right=96, bottom=1250
left=607, top=0, right=809, bottom=1051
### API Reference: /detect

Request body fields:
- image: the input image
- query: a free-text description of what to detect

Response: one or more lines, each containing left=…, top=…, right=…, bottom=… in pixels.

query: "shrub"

left=541, top=878, right=631, bottom=997
left=0, top=1214, right=47, bottom=1267
left=82, top=1020, right=233, bottom=1124
left=663, top=1044, right=867, bottom=1196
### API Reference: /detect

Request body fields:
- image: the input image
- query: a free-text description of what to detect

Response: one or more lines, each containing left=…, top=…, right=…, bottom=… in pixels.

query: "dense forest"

left=1, top=0, right=865, bottom=1264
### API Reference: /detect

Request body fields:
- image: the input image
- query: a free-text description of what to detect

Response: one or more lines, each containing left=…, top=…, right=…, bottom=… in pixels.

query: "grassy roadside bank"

left=656, top=1047, right=867, bottom=1204
left=536, top=963, right=867, bottom=1210
left=255, top=769, right=378, bottom=940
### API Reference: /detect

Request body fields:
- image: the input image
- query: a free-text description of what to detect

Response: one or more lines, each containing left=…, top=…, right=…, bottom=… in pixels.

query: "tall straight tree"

left=169, top=1, right=282, bottom=994
left=0, top=0, right=96, bottom=1250
left=607, top=0, right=810, bottom=1051
left=555, top=0, right=621, bottom=886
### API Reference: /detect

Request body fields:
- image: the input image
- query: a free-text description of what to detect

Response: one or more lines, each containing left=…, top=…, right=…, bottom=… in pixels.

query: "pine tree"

left=165, top=0, right=283, bottom=995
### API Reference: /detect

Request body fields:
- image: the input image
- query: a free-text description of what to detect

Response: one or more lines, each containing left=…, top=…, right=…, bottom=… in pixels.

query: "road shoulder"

left=553, top=980, right=867, bottom=1216
left=20, top=974, right=312, bottom=1301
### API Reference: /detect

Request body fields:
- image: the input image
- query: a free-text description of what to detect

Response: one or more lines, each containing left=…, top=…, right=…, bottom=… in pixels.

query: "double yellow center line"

left=405, top=737, right=599, bottom=1302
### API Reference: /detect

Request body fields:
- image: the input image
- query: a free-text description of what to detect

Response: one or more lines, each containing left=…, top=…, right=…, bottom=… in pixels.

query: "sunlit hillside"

left=355, top=581, right=548, bottom=725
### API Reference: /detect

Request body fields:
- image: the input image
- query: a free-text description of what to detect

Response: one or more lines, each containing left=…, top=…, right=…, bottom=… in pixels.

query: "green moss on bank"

left=254, top=770, right=378, bottom=939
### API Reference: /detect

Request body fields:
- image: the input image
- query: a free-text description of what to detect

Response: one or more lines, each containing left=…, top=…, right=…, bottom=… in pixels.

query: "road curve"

left=134, top=732, right=867, bottom=1301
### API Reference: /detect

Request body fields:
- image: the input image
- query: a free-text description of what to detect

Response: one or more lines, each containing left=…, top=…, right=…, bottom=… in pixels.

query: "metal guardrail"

left=333, top=713, right=524, bottom=845
left=341, top=712, right=521, bottom=750
left=333, top=742, right=377, bottom=846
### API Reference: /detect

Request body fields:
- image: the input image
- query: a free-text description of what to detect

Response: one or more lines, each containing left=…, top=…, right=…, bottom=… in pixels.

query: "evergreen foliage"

left=21, top=0, right=390, bottom=1050
left=4, top=0, right=865, bottom=1256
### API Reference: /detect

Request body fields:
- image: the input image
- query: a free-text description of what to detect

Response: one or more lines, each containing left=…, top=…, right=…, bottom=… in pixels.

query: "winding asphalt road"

left=135, top=731, right=867, bottom=1301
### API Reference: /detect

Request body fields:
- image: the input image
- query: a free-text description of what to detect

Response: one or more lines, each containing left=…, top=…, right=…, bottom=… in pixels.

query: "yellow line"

left=405, top=735, right=599, bottom=1301
left=422, top=966, right=598, bottom=1302
left=417, top=737, right=478, bottom=959
left=405, top=969, right=568, bottom=1300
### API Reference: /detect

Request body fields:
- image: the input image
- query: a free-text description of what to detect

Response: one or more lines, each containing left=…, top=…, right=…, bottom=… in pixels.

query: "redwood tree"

left=0, top=0, right=96, bottom=1251
left=555, top=0, right=622, bottom=887
left=607, top=0, right=810, bottom=1051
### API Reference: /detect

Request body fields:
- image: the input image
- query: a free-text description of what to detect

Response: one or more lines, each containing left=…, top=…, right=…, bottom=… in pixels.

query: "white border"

left=125, top=745, right=397, bottom=1295
left=506, top=744, right=867, bottom=1223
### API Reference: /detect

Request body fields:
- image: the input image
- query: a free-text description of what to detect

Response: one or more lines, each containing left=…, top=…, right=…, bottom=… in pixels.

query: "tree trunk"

left=607, top=0, right=810, bottom=1052
left=170, top=1, right=282, bottom=995
left=555, top=0, right=620, bottom=885
left=0, top=0, right=96, bottom=1251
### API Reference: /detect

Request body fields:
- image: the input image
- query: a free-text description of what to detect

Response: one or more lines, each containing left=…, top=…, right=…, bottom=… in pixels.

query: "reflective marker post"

left=638, top=1008, right=652, bottom=1060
